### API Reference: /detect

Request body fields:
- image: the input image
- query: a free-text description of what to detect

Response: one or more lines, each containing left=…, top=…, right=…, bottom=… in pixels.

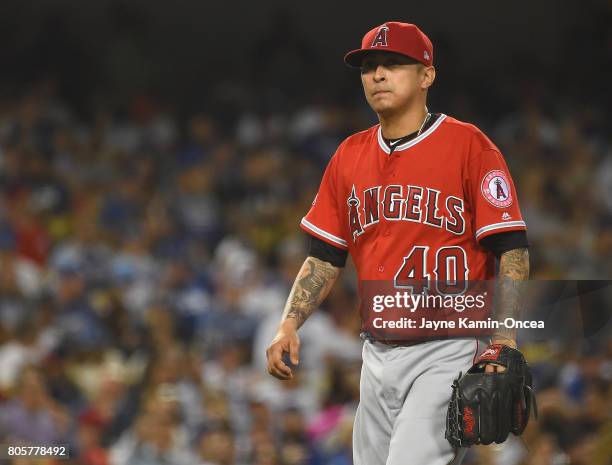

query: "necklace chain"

left=417, top=110, right=431, bottom=137
left=384, top=109, right=432, bottom=149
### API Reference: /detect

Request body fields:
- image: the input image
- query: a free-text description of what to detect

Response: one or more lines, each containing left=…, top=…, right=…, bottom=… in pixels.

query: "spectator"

left=0, top=366, right=70, bottom=444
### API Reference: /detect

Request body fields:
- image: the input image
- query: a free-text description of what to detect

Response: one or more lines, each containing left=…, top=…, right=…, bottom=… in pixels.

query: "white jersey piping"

left=377, top=113, right=447, bottom=154
left=301, top=218, right=348, bottom=248
left=475, top=221, right=526, bottom=239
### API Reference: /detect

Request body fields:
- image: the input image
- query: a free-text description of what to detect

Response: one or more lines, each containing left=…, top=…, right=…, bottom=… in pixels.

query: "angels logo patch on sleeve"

left=481, top=170, right=513, bottom=208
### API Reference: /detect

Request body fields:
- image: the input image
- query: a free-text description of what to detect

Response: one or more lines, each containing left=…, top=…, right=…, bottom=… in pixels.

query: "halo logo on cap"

left=371, top=24, right=389, bottom=47
left=344, top=22, right=433, bottom=68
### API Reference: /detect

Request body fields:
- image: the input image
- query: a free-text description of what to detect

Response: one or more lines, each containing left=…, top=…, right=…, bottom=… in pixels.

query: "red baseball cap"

left=344, top=22, right=433, bottom=68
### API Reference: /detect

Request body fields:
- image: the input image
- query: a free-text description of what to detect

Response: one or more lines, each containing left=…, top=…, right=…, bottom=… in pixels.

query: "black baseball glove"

left=445, top=344, right=537, bottom=447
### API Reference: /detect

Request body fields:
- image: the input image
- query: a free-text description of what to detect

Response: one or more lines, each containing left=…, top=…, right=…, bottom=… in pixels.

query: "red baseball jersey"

left=300, top=114, right=527, bottom=336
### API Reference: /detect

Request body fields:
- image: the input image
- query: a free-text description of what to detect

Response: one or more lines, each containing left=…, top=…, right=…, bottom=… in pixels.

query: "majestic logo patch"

left=481, top=170, right=513, bottom=208
left=371, top=25, right=389, bottom=47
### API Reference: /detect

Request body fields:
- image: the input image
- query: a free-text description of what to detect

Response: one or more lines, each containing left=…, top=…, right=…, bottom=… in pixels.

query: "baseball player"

left=267, top=22, right=532, bottom=465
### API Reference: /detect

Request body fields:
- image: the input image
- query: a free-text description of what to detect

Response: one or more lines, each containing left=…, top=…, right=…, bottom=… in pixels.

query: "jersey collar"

left=377, top=113, right=447, bottom=154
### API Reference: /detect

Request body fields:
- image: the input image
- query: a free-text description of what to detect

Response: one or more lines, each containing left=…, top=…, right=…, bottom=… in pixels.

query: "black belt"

left=360, top=331, right=437, bottom=347
left=360, top=331, right=460, bottom=348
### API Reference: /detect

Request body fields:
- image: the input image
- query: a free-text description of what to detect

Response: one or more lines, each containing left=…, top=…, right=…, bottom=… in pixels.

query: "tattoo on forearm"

left=282, top=257, right=340, bottom=329
left=493, top=248, right=529, bottom=342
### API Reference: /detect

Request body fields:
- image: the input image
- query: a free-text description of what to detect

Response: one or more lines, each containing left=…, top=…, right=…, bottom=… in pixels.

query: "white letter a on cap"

left=371, top=25, right=389, bottom=47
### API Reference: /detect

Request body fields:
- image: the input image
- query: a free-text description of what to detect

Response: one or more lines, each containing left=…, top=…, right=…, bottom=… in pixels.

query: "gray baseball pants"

left=353, top=338, right=484, bottom=465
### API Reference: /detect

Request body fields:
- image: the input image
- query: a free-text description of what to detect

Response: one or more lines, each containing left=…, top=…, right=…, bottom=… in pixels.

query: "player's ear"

left=421, top=66, right=436, bottom=90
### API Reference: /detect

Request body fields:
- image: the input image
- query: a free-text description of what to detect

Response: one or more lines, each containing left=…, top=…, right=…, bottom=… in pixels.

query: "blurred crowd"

left=0, top=55, right=611, bottom=465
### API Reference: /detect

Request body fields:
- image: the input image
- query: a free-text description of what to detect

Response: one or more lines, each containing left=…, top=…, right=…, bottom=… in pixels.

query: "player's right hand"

left=266, top=319, right=300, bottom=380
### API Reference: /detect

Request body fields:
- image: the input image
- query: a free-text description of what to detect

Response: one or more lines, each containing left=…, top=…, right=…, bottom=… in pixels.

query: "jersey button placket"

left=384, top=159, right=396, bottom=235
left=381, top=156, right=397, bottom=266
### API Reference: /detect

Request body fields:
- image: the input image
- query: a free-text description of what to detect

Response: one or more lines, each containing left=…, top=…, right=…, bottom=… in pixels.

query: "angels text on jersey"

left=347, top=183, right=465, bottom=242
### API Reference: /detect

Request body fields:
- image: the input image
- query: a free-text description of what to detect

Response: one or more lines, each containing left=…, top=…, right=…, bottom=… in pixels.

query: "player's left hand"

left=484, top=364, right=505, bottom=373
left=484, top=338, right=517, bottom=372
left=445, top=344, right=537, bottom=447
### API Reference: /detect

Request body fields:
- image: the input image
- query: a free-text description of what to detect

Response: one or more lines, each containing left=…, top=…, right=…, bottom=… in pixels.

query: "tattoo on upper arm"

left=493, top=248, right=530, bottom=341
left=283, top=257, right=340, bottom=328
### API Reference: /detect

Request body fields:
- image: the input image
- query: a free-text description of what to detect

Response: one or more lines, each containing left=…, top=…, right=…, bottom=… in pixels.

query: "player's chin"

left=367, top=95, right=386, bottom=106
left=370, top=101, right=398, bottom=116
